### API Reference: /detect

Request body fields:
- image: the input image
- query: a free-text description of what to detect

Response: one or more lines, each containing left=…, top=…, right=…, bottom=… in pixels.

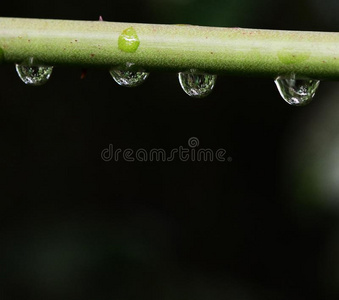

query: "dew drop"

left=15, top=64, right=53, bottom=86
left=178, top=69, right=217, bottom=98
left=110, top=64, right=149, bottom=87
left=274, top=75, right=320, bottom=106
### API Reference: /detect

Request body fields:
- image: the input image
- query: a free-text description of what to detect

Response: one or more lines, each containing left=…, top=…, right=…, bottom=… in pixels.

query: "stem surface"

left=1, top=17, right=339, bottom=80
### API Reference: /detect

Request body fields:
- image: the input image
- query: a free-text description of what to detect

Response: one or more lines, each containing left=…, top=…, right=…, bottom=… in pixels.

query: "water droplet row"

left=14, top=61, right=320, bottom=105
left=14, top=60, right=217, bottom=98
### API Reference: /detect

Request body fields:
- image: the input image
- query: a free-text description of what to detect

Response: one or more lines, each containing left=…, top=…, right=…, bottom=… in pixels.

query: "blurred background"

left=1, top=0, right=339, bottom=299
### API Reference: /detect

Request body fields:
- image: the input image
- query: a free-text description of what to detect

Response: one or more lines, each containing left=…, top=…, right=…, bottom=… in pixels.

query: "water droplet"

left=178, top=69, right=217, bottom=98
left=110, top=64, right=149, bottom=87
left=15, top=64, right=53, bottom=86
left=118, top=27, right=140, bottom=53
left=274, top=75, right=320, bottom=106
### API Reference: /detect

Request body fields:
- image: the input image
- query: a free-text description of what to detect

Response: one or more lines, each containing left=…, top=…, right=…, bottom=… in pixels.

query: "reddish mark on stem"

left=99, top=16, right=103, bottom=21
left=90, top=54, right=95, bottom=57
left=80, top=69, right=87, bottom=79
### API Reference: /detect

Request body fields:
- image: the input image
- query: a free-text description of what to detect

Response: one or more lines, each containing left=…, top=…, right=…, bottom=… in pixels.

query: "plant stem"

left=1, top=17, right=339, bottom=80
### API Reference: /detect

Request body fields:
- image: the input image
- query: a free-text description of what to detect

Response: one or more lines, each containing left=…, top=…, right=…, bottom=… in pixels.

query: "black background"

left=1, top=1, right=339, bottom=299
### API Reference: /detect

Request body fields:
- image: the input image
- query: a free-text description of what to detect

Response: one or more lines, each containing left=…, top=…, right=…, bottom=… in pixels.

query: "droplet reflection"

left=178, top=69, right=217, bottom=98
left=110, top=63, right=149, bottom=87
left=15, top=63, right=53, bottom=86
left=274, top=75, right=320, bottom=106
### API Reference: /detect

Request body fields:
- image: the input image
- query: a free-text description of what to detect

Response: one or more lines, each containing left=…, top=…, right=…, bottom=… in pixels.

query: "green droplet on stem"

left=118, top=27, right=140, bottom=53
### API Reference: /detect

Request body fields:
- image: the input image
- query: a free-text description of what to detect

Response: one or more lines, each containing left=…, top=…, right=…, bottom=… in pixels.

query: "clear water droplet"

left=109, top=64, right=149, bottom=87
left=15, top=64, right=53, bottom=86
left=274, top=75, right=320, bottom=106
left=178, top=69, right=217, bottom=98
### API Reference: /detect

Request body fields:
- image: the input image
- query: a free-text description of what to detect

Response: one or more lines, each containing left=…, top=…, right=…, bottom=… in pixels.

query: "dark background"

left=1, top=0, right=339, bottom=299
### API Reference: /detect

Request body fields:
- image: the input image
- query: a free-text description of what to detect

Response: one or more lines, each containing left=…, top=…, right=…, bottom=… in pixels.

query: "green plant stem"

left=1, top=17, right=339, bottom=80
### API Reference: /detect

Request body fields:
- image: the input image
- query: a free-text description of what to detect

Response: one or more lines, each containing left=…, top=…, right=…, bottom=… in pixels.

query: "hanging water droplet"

left=15, top=64, right=53, bottom=86
left=274, top=75, right=320, bottom=106
left=178, top=69, right=217, bottom=98
left=109, top=64, right=149, bottom=87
